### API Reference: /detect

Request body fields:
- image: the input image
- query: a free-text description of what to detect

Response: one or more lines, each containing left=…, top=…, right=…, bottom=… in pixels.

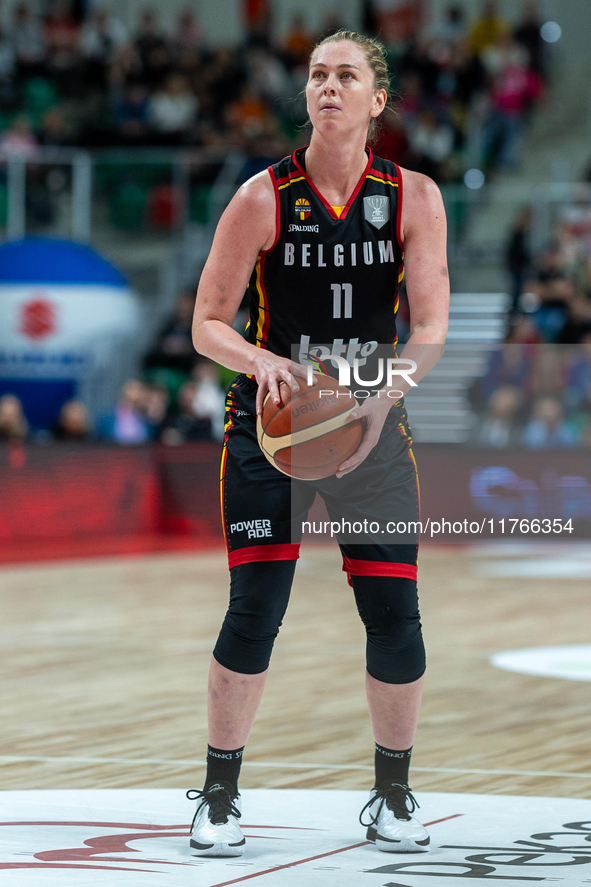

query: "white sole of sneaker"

left=189, top=838, right=245, bottom=857
left=367, top=827, right=430, bottom=853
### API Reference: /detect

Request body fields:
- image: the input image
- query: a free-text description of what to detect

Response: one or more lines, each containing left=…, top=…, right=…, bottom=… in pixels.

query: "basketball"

left=256, top=373, right=363, bottom=480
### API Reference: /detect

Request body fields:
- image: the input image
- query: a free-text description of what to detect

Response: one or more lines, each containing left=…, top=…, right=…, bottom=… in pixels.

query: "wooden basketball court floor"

left=0, top=541, right=589, bottom=799
left=1, top=541, right=591, bottom=883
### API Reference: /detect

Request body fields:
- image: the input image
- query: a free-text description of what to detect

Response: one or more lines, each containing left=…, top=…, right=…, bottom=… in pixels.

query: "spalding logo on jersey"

left=295, top=198, right=311, bottom=220
left=364, top=195, right=390, bottom=230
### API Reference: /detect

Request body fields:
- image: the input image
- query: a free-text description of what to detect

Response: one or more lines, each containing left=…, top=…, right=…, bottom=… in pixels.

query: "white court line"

left=1, top=755, right=591, bottom=780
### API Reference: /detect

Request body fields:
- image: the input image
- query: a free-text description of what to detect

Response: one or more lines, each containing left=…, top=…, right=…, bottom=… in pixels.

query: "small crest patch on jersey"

left=295, top=198, right=311, bottom=220
left=363, top=195, right=390, bottom=229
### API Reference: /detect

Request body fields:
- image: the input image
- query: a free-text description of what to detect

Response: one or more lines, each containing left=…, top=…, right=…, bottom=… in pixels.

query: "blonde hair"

left=310, top=30, right=391, bottom=139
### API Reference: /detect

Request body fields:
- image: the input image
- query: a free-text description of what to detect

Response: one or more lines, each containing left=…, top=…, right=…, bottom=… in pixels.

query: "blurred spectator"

left=522, top=395, right=579, bottom=448
left=580, top=421, right=591, bottom=448
left=473, top=341, right=532, bottom=408
left=566, top=339, right=591, bottom=411
left=361, top=0, right=380, bottom=39
left=319, top=10, right=343, bottom=41
left=53, top=399, right=93, bottom=441
left=168, top=8, right=204, bottom=56
left=283, top=14, right=314, bottom=69
left=483, top=39, right=543, bottom=170
left=160, top=362, right=223, bottom=444
left=10, top=3, right=47, bottom=78
left=134, top=8, right=170, bottom=88
left=144, top=383, right=169, bottom=438
left=237, top=127, right=290, bottom=182
left=506, top=208, right=532, bottom=309
left=197, top=48, right=242, bottom=129
left=145, top=290, right=195, bottom=372
left=44, top=0, right=81, bottom=91
left=248, top=48, right=290, bottom=104
left=45, top=0, right=80, bottom=55
left=80, top=8, right=127, bottom=65
left=442, top=40, right=486, bottom=123
left=529, top=344, right=566, bottom=399
left=148, top=73, right=198, bottom=142
left=513, top=1, right=544, bottom=75
left=144, top=290, right=196, bottom=401
left=477, top=384, right=523, bottom=447
left=98, top=379, right=152, bottom=444
left=433, top=5, right=466, bottom=47
left=113, top=82, right=150, bottom=144
left=39, top=104, right=73, bottom=145
left=408, top=109, right=455, bottom=181
left=480, top=31, right=515, bottom=78
left=161, top=379, right=213, bottom=444
left=397, top=71, right=424, bottom=122
left=534, top=242, right=569, bottom=290
left=373, top=111, right=410, bottom=166
left=0, top=21, right=16, bottom=82
left=0, top=113, right=37, bottom=154
left=244, top=0, right=271, bottom=49
left=135, top=8, right=164, bottom=60
left=523, top=242, right=575, bottom=341
left=470, top=0, right=509, bottom=55
left=0, top=394, right=29, bottom=441
left=505, top=314, right=542, bottom=344
left=557, top=297, right=591, bottom=345
left=191, top=360, right=225, bottom=440
left=227, top=85, right=271, bottom=137
left=399, top=42, right=439, bottom=103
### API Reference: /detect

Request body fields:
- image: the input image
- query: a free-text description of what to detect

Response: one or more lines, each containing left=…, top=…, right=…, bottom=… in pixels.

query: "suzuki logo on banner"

left=19, top=297, right=56, bottom=340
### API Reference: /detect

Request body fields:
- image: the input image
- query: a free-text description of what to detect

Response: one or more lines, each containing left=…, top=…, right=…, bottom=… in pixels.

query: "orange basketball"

left=256, top=373, right=363, bottom=480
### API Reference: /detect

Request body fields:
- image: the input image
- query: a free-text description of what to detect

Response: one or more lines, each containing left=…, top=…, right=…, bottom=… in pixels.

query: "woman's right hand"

left=252, top=352, right=308, bottom=416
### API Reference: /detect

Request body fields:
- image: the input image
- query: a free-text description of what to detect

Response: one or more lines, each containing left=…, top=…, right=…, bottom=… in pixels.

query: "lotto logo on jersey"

left=295, top=198, right=311, bottom=220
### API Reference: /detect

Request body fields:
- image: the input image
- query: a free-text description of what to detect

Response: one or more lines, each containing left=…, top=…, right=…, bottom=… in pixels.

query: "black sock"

left=374, top=743, right=412, bottom=787
left=204, top=745, right=244, bottom=795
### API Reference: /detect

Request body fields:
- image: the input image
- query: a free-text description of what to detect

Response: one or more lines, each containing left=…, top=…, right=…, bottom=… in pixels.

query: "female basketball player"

left=187, top=31, right=449, bottom=857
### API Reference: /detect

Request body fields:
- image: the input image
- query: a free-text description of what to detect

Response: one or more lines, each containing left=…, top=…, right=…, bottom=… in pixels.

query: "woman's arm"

left=400, top=167, right=449, bottom=351
left=192, top=170, right=302, bottom=415
left=336, top=169, right=449, bottom=476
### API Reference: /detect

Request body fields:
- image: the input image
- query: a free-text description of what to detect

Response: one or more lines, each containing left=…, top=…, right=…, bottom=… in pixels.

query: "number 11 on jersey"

left=332, top=283, right=352, bottom=319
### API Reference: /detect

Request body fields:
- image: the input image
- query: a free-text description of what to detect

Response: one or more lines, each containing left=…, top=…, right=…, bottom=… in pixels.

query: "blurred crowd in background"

left=469, top=198, right=591, bottom=443
left=471, top=341, right=591, bottom=449
left=505, top=207, right=591, bottom=345
left=0, top=0, right=546, bottom=179
left=1, top=282, right=590, bottom=449
left=2, top=0, right=590, bottom=450
left=0, top=287, right=226, bottom=446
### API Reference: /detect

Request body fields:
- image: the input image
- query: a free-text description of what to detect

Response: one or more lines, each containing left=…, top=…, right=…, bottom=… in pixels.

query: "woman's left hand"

left=336, top=394, right=395, bottom=477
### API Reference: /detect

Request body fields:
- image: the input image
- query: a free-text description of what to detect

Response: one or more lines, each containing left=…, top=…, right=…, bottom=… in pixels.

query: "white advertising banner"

left=0, top=284, right=141, bottom=379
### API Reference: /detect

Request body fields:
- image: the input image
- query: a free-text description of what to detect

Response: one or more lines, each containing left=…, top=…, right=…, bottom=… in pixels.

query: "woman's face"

left=306, top=40, right=386, bottom=139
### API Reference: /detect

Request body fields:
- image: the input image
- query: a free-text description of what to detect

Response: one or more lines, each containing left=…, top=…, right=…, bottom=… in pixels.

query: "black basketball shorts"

left=220, top=374, right=420, bottom=583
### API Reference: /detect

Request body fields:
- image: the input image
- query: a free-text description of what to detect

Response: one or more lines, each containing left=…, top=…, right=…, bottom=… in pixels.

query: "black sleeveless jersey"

left=244, top=145, right=404, bottom=370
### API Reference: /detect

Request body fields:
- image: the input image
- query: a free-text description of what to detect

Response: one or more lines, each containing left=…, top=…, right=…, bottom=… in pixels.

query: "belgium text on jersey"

left=283, top=239, right=395, bottom=267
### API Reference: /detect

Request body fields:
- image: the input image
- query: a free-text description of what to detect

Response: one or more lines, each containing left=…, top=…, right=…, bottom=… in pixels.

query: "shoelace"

left=186, top=786, right=241, bottom=829
left=359, top=782, right=419, bottom=827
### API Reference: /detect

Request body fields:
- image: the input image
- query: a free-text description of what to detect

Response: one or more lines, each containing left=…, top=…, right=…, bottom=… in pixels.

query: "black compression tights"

left=213, top=561, right=425, bottom=683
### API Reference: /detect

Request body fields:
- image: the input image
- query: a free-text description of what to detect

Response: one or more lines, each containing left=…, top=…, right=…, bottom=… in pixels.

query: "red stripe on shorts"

left=228, top=544, right=300, bottom=569
left=342, top=558, right=417, bottom=581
